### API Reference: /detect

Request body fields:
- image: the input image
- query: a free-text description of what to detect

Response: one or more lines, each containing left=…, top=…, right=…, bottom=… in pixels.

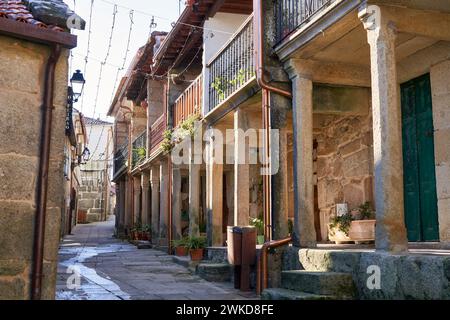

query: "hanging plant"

left=161, top=129, right=174, bottom=154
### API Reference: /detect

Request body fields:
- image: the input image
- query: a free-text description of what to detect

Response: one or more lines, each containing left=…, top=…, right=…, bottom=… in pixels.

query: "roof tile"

left=0, top=0, right=65, bottom=32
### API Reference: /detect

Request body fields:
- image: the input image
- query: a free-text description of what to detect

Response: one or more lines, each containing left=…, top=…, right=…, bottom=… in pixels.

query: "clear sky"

left=65, top=0, right=182, bottom=122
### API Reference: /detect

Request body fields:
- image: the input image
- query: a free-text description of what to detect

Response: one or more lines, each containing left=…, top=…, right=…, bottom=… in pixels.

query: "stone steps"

left=196, top=263, right=232, bottom=282
left=261, top=288, right=335, bottom=300
left=281, top=270, right=356, bottom=299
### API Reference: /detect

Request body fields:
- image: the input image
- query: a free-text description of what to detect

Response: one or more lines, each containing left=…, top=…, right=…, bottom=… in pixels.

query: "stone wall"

left=0, top=35, right=69, bottom=299
left=283, top=247, right=450, bottom=300
left=313, top=111, right=374, bottom=240
left=431, top=59, right=450, bottom=241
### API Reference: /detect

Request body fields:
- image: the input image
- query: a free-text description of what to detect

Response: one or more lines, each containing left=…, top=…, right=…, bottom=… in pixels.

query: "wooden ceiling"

left=152, top=0, right=253, bottom=75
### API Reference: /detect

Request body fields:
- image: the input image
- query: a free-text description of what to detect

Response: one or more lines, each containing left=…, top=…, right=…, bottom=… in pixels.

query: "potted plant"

left=172, top=237, right=189, bottom=256
left=250, top=217, right=265, bottom=245
left=328, top=202, right=376, bottom=244
left=142, top=224, right=151, bottom=241
left=328, top=211, right=354, bottom=244
left=348, top=202, right=376, bottom=244
left=186, top=236, right=206, bottom=261
left=133, top=221, right=142, bottom=240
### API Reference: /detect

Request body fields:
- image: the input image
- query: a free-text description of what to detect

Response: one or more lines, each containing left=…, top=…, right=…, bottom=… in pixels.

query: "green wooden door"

left=401, top=74, right=439, bottom=242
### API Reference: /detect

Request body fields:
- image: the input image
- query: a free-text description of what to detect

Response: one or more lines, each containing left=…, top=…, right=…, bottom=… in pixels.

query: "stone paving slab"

left=56, top=216, right=258, bottom=300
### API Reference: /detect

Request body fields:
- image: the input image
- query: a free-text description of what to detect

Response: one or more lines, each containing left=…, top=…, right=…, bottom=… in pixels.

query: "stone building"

left=109, top=0, right=450, bottom=299
left=61, top=108, right=87, bottom=237
left=0, top=0, right=83, bottom=299
left=77, top=117, right=113, bottom=223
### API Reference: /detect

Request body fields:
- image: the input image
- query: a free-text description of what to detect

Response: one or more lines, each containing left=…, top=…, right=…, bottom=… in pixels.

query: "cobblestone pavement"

left=56, top=216, right=257, bottom=300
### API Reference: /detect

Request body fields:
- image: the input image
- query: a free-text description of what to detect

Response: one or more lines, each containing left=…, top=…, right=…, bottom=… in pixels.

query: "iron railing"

left=207, top=15, right=255, bottom=112
left=173, top=74, right=203, bottom=128
left=150, top=114, right=166, bottom=155
left=275, top=0, right=336, bottom=43
left=113, top=140, right=128, bottom=176
left=131, top=130, right=147, bottom=168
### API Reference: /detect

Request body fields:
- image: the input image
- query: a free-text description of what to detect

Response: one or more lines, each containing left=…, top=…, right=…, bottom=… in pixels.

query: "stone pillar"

left=172, top=166, right=182, bottom=240
left=272, top=126, right=290, bottom=239
left=133, top=175, right=141, bottom=225
left=359, top=4, right=408, bottom=252
left=159, top=159, right=169, bottom=245
left=141, top=171, right=150, bottom=226
left=205, top=129, right=224, bottom=246
left=285, top=60, right=316, bottom=247
left=189, top=146, right=201, bottom=238
left=234, top=108, right=250, bottom=226
left=150, top=166, right=160, bottom=241
left=124, top=176, right=133, bottom=230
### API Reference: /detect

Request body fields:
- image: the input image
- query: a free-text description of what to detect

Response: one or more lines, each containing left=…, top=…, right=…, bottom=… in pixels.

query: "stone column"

left=150, top=166, right=160, bottom=242
left=285, top=60, right=316, bottom=247
left=133, top=175, right=141, bottom=225
left=272, top=126, right=290, bottom=239
left=359, top=4, right=408, bottom=252
left=124, top=176, right=133, bottom=230
left=206, top=141, right=224, bottom=246
left=234, top=108, right=250, bottom=226
left=172, top=166, right=182, bottom=240
left=159, top=159, right=169, bottom=245
left=189, top=145, right=201, bottom=238
left=141, top=171, right=150, bottom=226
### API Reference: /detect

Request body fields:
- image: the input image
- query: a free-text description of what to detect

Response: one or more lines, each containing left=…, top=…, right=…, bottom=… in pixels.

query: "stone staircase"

left=262, top=270, right=356, bottom=300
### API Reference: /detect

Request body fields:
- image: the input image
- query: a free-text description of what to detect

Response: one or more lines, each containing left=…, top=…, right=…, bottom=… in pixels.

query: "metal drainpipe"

left=253, top=0, right=292, bottom=239
left=253, top=0, right=293, bottom=294
left=31, top=44, right=62, bottom=300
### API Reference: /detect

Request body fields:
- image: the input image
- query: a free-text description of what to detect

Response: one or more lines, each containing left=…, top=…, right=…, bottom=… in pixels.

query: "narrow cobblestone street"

left=56, top=216, right=257, bottom=300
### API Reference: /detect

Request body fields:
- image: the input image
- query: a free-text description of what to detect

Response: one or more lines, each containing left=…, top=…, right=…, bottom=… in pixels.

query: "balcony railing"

left=131, top=130, right=147, bottom=168
left=114, top=140, right=128, bottom=176
left=173, top=74, right=203, bottom=128
left=207, top=15, right=255, bottom=112
left=275, top=0, right=336, bottom=43
left=150, top=114, right=166, bottom=155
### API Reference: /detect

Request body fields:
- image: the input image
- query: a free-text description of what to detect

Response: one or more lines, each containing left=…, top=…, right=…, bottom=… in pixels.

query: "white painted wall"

left=83, top=124, right=113, bottom=172
left=202, top=13, right=250, bottom=114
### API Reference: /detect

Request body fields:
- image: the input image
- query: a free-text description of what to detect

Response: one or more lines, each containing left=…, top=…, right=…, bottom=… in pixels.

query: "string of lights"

left=89, top=4, right=119, bottom=143
left=80, top=0, right=94, bottom=113
left=98, top=0, right=234, bottom=35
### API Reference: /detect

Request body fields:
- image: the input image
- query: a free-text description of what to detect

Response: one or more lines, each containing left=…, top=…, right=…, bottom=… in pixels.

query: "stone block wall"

left=0, top=35, right=69, bottom=299
left=313, top=112, right=374, bottom=240
left=431, top=59, right=450, bottom=241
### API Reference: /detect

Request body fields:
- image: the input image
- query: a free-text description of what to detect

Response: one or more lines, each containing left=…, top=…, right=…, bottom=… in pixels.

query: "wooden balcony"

left=173, top=74, right=202, bottom=128
left=150, top=114, right=166, bottom=155
left=207, top=15, right=255, bottom=113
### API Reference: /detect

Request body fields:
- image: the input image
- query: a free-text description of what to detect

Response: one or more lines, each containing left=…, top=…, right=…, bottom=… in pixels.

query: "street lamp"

left=82, top=147, right=91, bottom=163
left=70, top=69, right=85, bottom=102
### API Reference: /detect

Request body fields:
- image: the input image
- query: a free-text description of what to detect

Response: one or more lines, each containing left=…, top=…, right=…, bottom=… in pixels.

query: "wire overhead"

left=110, top=9, right=135, bottom=106
left=80, top=0, right=94, bottom=113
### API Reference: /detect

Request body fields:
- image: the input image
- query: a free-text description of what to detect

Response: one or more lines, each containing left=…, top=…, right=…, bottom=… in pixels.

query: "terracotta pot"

left=175, top=246, right=188, bottom=256
left=141, top=233, right=149, bottom=241
left=189, top=248, right=204, bottom=261
left=348, top=220, right=376, bottom=243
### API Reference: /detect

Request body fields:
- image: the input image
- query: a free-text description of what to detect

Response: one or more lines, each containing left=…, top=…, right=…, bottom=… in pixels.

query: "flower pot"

left=141, top=233, right=149, bottom=241
left=175, top=246, right=188, bottom=256
left=189, top=248, right=204, bottom=261
left=348, top=220, right=376, bottom=243
left=257, top=235, right=265, bottom=245
left=328, top=224, right=352, bottom=244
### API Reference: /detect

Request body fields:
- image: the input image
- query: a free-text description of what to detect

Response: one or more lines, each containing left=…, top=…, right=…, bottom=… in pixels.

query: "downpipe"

left=253, top=0, right=292, bottom=295
left=32, top=44, right=62, bottom=300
